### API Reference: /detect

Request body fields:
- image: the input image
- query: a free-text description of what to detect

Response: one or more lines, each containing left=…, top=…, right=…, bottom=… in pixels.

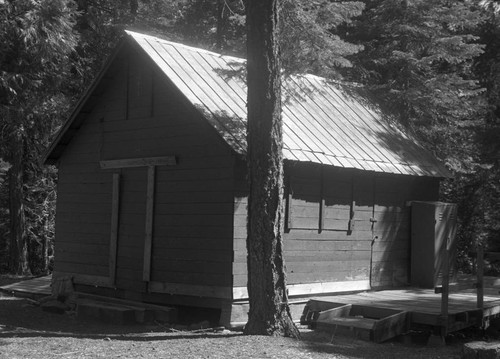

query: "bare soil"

left=0, top=277, right=471, bottom=358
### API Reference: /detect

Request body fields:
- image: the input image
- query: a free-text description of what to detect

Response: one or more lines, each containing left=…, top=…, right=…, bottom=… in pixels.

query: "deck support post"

left=477, top=244, right=484, bottom=310
left=437, top=244, right=450, bottom=343
left=440, top=246, right=450, bottom=319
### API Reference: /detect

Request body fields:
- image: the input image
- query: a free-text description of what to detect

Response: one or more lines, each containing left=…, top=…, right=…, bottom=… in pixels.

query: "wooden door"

left=102, top=156, right=176, bottom=291
left=371, top=175, right=412, bottom=289
left=115, top=167, right=148, bottom=292
left=351, top=173, right=376, bottom=288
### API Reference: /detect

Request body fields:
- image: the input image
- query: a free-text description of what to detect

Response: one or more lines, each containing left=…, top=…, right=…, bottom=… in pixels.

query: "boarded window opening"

left=287, top=174, right=321, bottom=230
left=287, top=166, right=353, bottom=232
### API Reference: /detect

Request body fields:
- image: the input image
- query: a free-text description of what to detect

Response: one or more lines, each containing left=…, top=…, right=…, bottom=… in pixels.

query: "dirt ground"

left=0, top=276, right=478, bottom=358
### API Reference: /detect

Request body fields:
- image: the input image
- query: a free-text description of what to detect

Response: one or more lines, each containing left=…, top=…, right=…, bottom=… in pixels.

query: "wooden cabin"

left=43, top=31, right=452, bottom=326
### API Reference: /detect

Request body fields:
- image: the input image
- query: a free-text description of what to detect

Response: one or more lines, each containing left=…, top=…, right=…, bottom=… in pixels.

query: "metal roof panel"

left=126, top=32, right=452, bottom=178
left=45, top=31, right=451, bottom=178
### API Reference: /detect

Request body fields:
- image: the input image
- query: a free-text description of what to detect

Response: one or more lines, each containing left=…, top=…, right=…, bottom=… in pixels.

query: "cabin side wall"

left=54, top=47, right=235, bottom=302
left=232, top=161, right=440, bottom=299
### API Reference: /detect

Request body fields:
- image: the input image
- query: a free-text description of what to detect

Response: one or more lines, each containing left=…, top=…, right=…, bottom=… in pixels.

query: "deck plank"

left=0, top=276, right=52, bottom=297
left=310, top=283, right=500, bottom=332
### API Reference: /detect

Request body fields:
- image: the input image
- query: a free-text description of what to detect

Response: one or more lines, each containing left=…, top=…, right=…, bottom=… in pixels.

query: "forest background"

left=0, top=0, right=499, bottom=276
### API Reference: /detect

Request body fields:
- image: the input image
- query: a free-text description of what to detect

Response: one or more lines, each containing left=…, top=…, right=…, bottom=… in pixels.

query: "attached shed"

left=44, top=31, right=451, bottom=326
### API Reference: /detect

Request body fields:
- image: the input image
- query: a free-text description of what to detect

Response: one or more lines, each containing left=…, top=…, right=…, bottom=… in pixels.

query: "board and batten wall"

left=232, top=161, right=440, bottom=300
left=54, top=46, right=236, bottom=301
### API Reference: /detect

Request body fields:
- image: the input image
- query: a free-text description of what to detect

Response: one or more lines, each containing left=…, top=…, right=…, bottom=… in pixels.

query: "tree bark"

left=244, top=0, right=299, bottom=338
left=216, top=0, right=228, bottom=51
left=8, top=128, right=31, bottom=275
left=130, top=0, right=138, bottom=16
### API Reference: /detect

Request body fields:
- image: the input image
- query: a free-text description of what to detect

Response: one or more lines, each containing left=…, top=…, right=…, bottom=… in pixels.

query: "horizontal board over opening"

left=100, top=156, right=177, bottom=169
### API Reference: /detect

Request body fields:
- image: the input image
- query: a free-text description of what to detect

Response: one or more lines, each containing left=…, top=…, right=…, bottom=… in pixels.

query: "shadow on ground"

left=0, top=292, right=470, bottom=358
left=0, top=293, right=238, bottom=341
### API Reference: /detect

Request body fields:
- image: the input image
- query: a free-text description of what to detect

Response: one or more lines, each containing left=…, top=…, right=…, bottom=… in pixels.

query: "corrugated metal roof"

left=126, top=31, right=450, bottom=178
left=44, top=30, right=451, bottom=178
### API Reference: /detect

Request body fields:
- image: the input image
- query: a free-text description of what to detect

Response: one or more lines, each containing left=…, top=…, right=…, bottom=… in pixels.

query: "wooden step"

left=319, top=316, right=377, bottom=330
left=75, top=294, right=178, bottom=325
left=77, top=292, right=178, bottom=323
left=303, top=300, right=410, bottom=343
left=77, top=300, right=138, bottom=325
left=316, top=316, right=378, bottom=342
left=300, top=300, right=349, bottom=324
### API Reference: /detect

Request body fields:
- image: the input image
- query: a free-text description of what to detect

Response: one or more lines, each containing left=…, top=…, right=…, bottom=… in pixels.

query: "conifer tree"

left=171, top=0, right=365, bottom=75
left=347, top=0, right=497, bottom=271
left=245, top=0, right=299, bottom=337
left=347, top=0, right=485, bottom=171
left=0, top=0, right=78, bottom=274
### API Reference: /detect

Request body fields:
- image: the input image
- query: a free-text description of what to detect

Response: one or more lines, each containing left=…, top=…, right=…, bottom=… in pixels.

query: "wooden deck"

left=0, top=275, right=52, bottom=298
left=303, top=284, right=500, bottom=338
left=2, top=274, right=499, bottom=339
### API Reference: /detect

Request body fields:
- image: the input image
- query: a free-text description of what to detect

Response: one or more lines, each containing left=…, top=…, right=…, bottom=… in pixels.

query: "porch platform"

left=0, top=275, right=52, bottom=299
left=302, top=285, right=500, bottom=339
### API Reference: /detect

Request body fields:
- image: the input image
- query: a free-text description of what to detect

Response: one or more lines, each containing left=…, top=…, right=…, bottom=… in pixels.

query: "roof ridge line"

left=125, top=30, right=246, bottom=64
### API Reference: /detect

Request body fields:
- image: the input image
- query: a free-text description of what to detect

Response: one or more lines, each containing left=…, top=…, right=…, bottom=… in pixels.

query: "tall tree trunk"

left=130, top=0, right=138, bottom=16
left=216, top=0, right=228, bottom=51
left=8, top=129, right=31, bottom=275
left=43, top=219, right=49, bottom=273
left=244, top=0, right=299, bottom=337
